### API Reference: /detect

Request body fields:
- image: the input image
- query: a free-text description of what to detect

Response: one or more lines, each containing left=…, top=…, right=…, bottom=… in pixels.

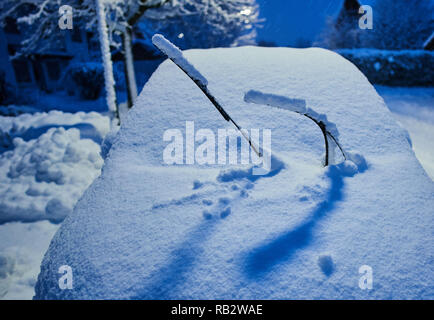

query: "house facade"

left=0, top=14, right=95, bottom=96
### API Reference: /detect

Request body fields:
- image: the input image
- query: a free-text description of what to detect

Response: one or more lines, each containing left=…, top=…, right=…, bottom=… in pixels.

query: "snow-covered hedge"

left=337, top=49, right=434, bottom=86
left=0, top=111, right=110, bottom=224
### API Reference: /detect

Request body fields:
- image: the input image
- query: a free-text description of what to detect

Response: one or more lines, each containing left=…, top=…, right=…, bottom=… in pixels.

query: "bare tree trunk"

left=121, top=0, right=169, bottom=108
left=95, top=0, right=119, bottom=123
left=122, top=27, right=138, bottom=108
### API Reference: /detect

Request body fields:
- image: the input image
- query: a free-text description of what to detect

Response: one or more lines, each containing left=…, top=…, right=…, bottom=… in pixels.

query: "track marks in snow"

left=151, top=156, right=286, bottom=221
left=318, top=255, right=335, bottom=277
left=199, top=156, right=286, bottom=220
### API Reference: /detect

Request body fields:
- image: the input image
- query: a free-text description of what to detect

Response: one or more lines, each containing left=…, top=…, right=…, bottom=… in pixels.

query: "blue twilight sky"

left=256, top=0, right=375, bottom=46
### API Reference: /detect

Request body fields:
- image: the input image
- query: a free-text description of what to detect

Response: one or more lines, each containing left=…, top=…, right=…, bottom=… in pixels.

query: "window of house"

left=12, top=60, right=32, bottom=83
left=45, top=61, right=61, bottom=81
left=4, top=17, right=20, bottom=34
left=7, top=44, right=19, bottom=56
left=87, top=32, right=99, bottom=52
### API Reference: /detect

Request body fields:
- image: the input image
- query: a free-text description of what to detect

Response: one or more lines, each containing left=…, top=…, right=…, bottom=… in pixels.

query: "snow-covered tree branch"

left=141, top=0, right=260, bottom=49
left=0, top=0, right=94, bottom=56
left=0, top=0, right=261, bottom=110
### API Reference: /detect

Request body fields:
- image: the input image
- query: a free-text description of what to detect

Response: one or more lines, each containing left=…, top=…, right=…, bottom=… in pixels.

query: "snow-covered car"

left=35, top=45, right=434, bottom=299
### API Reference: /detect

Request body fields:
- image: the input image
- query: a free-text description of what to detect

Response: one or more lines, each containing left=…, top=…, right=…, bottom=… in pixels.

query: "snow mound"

left=0, top=127, right=103, bottom=223
left=35, top=46, right=434, bottom=299
left=0, top=111, right=110, bottom=153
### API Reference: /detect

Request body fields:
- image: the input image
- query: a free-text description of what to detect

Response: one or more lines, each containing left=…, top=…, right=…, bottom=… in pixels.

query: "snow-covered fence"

left=337, top=49, right=434, bottom=86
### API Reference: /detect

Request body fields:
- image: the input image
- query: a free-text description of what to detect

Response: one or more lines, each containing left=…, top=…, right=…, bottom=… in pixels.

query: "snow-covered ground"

left=34, top=46, right=434, bottom=299
left=376, top=86, right=434, bottom=180
left=0, top=111, right=110, bottom=299
left=0, top=221, right=58, bottom=299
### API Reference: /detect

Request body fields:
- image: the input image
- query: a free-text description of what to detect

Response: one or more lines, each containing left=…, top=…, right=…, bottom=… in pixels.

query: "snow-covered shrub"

left=337, top=49, right=434, bottom=86
left=0, top=111, right=110, bottom=223
left=366, top=0, right=433, bottom=50
left=0, top=110, right=110, bottom=147
left=0, top=127, right=104, bottom=223
left=68, top=63, right=104, bottom=100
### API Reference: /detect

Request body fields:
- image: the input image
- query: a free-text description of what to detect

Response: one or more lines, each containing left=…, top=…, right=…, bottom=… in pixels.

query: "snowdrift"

left=35, top=47, right=434, bottom=299
left=0, top=111, right=109, bottom=223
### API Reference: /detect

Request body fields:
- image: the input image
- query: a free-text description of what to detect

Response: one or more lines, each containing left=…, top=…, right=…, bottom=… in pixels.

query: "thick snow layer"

left=152, top=34, right=208, bottom=87
left=35, top=47, right=434, bottom=299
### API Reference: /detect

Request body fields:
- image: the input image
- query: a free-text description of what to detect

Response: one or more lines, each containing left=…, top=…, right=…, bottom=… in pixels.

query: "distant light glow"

left=178, top=33, right=184, bottom=39
left=239, top=8, right=252, bottom=16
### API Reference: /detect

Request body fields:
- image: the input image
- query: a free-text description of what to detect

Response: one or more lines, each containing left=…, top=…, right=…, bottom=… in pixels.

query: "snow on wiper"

left=152, top=34, right=262, bottom=158
left=152, top=34, right=208, bottom=87
left=244, top=90, right=307, bottom=114
left=244, top=90, right=346, bottom=166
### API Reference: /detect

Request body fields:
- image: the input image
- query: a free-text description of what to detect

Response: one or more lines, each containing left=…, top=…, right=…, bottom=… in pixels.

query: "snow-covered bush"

left=68, top=63, right=104, bottom=100
left=0, top=110, right=110, bottom=147
left=0, top=111, right=110, bottom=223
left=365, top=0, right=434, bottom=50
left=0, top=127, right=104, bottom=224
left=337, top=49, right=434, bottom=86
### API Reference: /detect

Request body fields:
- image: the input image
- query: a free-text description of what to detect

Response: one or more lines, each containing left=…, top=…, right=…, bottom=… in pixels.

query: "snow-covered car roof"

left=35, top=46, right=434, bottom=299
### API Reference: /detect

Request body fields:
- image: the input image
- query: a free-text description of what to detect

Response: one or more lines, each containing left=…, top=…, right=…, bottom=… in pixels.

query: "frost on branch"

left=95, top=0, right=117, bottom=117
